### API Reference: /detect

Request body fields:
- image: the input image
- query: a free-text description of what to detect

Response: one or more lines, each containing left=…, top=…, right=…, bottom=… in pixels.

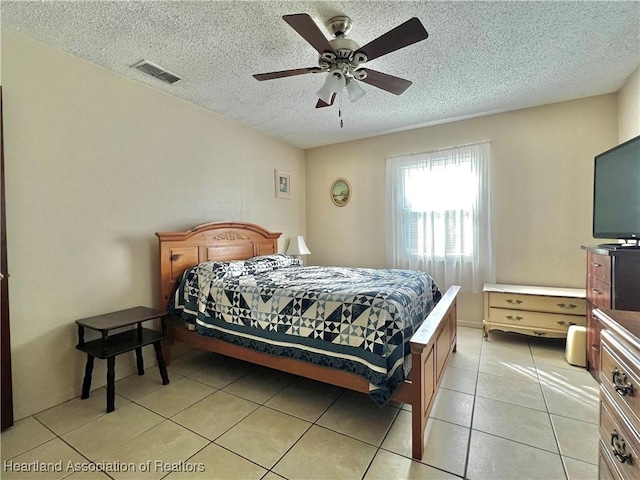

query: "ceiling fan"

left=253, top=14, right=429, bottom=108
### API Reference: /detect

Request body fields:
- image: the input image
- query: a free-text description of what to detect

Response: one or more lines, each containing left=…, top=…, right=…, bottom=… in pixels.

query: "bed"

left=156, top=221, right=459, bottom=460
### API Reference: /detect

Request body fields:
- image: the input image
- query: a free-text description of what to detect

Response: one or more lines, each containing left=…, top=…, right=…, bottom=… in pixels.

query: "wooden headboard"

left=156, top=221, right=281, bottom=309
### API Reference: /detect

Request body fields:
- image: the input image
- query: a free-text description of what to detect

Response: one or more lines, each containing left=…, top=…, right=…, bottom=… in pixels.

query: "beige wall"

left=3, top=31, right=306, bottom=419
left=618, top=65, right=640, bottom=142
left=305, top=95, right=619, bottom=325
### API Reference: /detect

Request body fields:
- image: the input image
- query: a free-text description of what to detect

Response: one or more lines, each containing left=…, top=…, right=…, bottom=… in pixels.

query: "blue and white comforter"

left=170, top=254, right=441, bottom=405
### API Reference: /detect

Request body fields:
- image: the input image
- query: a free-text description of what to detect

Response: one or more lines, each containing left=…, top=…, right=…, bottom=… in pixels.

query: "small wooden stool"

left=75, top=306, right=169, bottom=412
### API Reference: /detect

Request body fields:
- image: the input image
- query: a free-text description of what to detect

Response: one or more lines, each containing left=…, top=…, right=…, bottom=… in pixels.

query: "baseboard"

left=458, top=319, right=483, bottom=329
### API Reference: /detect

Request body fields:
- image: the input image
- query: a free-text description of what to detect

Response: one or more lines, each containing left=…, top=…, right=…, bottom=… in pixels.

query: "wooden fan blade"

left=283, top=14, right=335, bottom=54
left=358, top=69, right=412, bottom=95
left=253, top=68, right=318, bottom=81
left=316, top=93, right=336, bottom=108
left=355, top=17, right=428, bottom=62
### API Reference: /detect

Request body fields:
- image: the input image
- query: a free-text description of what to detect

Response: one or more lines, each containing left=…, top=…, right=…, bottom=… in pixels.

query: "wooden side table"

left=75, top=306, right=169, bottom=412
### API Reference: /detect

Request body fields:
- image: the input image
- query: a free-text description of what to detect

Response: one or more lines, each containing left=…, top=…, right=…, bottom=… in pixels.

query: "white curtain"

left=385, top=141, right=494, bottom=293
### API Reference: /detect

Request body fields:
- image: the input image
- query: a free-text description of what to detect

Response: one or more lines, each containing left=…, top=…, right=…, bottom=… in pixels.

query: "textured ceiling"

left=3, top=1, right=639, bottom=149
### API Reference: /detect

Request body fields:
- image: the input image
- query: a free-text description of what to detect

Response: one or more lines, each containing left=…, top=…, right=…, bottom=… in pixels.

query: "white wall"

left=305, top=95, right=619, bottom=326
left=618, top=65, right=640, bottom=142
left=3, top=31, right=306, bottom=419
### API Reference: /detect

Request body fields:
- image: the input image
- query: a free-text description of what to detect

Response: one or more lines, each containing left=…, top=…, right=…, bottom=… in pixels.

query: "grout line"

left=461, top=334, right=482, bottom=480
left=531, top=338, right=571, bottom=480
left=360, top=449, right=379, bottom=480
left=34, top=413, right=135, bottom=480
left=360, top=402, right=403, bottom=479
left=376, top=444, right=464, bottom=478
left=263, top=390, right=347, bottom=477
left=173, top=435, right=270, bottom=478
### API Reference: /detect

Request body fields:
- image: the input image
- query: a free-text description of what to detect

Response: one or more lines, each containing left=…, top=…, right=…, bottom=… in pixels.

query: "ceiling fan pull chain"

left=339, top=92, right=344, bottom=128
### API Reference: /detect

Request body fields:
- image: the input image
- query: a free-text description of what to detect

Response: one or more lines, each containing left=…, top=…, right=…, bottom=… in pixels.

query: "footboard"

left=404, top=285, right=459, bottom=459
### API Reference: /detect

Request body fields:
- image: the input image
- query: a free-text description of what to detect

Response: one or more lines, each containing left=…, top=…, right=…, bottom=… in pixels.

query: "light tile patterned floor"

left=1, top=327, right=599, bottom=479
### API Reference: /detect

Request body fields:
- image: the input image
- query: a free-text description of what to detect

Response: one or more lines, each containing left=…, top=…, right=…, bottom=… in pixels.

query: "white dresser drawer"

left=488, top=292, right=586, bottom=315
left=488, top=307, right=585, bottom=330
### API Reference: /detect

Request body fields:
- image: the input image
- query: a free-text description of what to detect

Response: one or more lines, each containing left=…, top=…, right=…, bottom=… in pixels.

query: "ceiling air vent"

left=132, top=60, right=181, bottom=84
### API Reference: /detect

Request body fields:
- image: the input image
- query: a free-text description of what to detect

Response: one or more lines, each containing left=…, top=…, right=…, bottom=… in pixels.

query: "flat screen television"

left=592, top=134, right=640, bottom=245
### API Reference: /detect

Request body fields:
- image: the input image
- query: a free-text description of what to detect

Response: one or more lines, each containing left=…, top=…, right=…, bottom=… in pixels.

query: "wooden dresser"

left=483, top=284, right=586, bottom=339
left=595, top=309, right=640, bottom=480
left=583, top=246, right=640, bottom=379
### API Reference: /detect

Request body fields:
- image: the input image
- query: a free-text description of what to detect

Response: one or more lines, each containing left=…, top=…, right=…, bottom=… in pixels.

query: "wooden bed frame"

left=156, top=221, right=459, bottom=460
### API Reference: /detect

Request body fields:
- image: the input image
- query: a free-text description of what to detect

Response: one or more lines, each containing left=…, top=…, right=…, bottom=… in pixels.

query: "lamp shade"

left=316, top=82, right=335, bottom=105
left=316, top=70, right=346, bottom=103
left=346, top=79, right=366, bottom=103
left=286, top=236, right=311, bottom=256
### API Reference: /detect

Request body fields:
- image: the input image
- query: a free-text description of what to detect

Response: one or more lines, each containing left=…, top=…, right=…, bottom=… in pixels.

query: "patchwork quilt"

left=170, top=254, right=441, bottom=405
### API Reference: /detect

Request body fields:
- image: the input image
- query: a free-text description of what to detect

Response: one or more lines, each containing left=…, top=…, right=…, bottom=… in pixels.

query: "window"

left=385, top=142, right=494, bottom=293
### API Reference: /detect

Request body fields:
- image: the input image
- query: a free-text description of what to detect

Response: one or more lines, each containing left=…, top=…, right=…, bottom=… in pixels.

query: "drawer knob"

left=611, top=430, right=632, bottom=464
left=591, top=262, right=602, bottom=267
left=505, top=299, right=523, bottom=305
left=557, top=303, right=577, bottom=310
left=557, top=321, right=577, bottom=327
left=505, top=315, right=523, bottom=321
left=612, top=369, right=635, bottom=397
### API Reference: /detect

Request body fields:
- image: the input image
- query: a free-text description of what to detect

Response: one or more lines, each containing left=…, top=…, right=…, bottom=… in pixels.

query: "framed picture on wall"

left=275, top=169, right=291, bottom=199
left=331, top=178, right=351, bottom=207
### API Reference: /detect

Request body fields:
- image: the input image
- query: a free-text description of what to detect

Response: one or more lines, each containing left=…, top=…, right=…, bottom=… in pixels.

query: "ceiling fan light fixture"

left=346, top=79, right=366, bottom=103
left=327, top=69, right=346, bottom=91
left=316, top=69, right=346, bottom=103
left=316, top=83, right=335, bottom=104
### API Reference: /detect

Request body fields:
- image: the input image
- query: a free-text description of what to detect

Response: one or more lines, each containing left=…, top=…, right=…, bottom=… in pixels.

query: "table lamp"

left=286, top=236, right=311, bottom=265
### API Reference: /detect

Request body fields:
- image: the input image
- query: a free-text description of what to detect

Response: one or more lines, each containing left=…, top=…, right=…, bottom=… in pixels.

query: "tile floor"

left=1, top=327, right=600, bottom=480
